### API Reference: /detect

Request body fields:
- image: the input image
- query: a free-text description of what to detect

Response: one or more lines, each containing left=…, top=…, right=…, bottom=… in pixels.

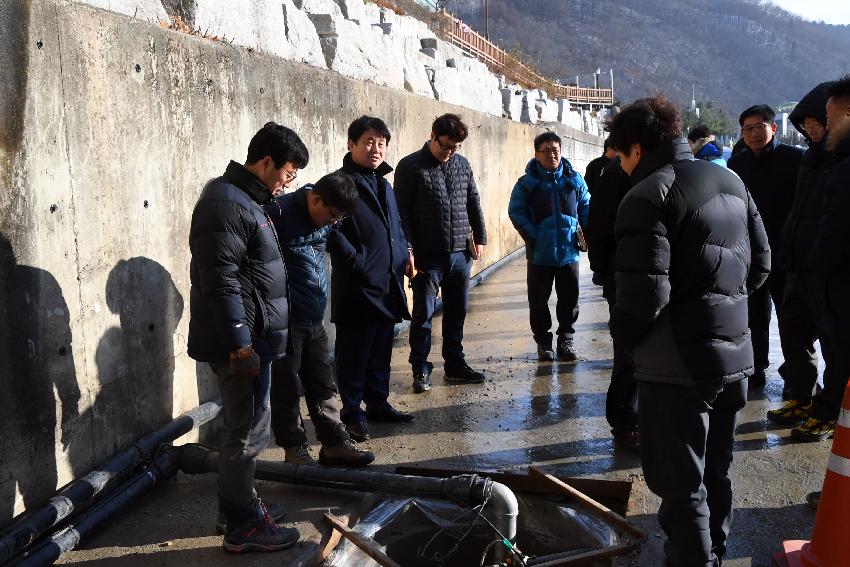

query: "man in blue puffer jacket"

left=265, top=173, right=374, bottom=468
left=509, top=132, right=591, bottom=361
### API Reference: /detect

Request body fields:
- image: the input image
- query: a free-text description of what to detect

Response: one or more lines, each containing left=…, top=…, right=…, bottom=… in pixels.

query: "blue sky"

left=769, top=0, right=850, bottom=24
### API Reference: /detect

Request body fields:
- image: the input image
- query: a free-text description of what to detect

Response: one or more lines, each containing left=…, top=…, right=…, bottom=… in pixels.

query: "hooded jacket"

left=394, top=143, right=487, bottom=256
left=265, top=186, right=330, bottom=327
left=611, top=139, right=771, bottom=386
left=693, top=140, right=727, bottom=167
left=188, top=161, right=289, bottom=362
left=784, top=82, right=836, bottom=272
left=328, top=154, right=411, bottom=324
left=810, top=117, right=850, bottom=342
left=508, top=157, right=590, bottom=267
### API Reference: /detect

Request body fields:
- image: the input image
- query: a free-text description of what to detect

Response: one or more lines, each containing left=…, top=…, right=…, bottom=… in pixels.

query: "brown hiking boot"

left=319, top=439, right=375, bottom=467
left=284, top=443, right=318, bottom=465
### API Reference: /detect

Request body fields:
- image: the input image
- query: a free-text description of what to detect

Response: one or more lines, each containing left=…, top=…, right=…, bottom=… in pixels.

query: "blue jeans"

left=211, top=359, right=272, bottom=521
left=335, top=319, right=395, bottom=424
left=408, top=251, right=471, bottom=374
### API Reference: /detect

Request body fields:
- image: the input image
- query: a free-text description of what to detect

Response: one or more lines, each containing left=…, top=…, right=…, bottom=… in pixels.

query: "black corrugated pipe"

left=179, top=443, right=491, bottom=507
left=0, top=400, right=221, bottom=564
left=10, top=447, right=181, bottom=567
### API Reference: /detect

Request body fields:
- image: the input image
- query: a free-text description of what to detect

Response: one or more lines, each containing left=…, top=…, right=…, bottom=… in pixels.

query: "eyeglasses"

left=436, top=140, right=462, bottom=152
left=742, top=123, right=770, bottom=135
left=535, top=147, right=561, bottom=155
left=283, top=169, right=298, bottom=183
left=327, top=206, right=348, bottom=224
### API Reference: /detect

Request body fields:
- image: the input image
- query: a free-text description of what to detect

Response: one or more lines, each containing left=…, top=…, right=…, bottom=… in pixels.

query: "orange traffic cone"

left=774, top=378, right=850, bottom=567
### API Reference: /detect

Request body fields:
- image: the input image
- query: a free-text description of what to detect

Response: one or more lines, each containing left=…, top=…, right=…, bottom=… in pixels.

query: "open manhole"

left=325, top=467, right=639, bottom=567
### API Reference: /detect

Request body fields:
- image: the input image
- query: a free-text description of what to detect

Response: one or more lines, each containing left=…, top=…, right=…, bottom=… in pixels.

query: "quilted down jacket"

left=611, top=139, right=771, bottom=386
left=188, top=161, right=289, bottom=362
left=265, top=186, right=330, bottom=326
left=394, top=143, right=487, bottom=256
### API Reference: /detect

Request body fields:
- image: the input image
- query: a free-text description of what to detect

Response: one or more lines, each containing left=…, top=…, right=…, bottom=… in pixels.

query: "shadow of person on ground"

left=76, top=257, right=183, bottom=464
left=0, top=235, right=80, bottom=528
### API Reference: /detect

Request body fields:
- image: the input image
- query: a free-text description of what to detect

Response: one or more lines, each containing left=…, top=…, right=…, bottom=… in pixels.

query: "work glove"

left=229, top=345, right=260, bottom=379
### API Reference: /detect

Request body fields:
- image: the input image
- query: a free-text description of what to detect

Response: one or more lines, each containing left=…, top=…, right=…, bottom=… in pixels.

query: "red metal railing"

left=438, top=9, right=613, bottom=105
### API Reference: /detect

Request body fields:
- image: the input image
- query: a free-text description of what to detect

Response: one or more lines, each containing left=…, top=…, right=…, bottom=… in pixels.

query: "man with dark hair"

left=395, top=113, right=488, bottom=393
left=767, top=82, right=836, bottom=439
left=728, top=104, right=803, bottom=388
left=508, top=131, right=590, bottom=362
left=328, top=116, right=413, bottom=443
left=687, top=125, right=726, bottom=166
left=265, top=172, right=374, bottom=467
left=584, top=138, right=617, bottom=194
left=607, top=96, right=771, bottom=566
left=804, top=76, right=850, bottom=444
left=188, top=121, right=308, bottom=553
left=586, top=150, right=638, bottom=452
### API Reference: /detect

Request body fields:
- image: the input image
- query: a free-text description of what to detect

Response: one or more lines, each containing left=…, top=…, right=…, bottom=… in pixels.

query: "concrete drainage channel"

left=1, top=401, right=644, bottom=566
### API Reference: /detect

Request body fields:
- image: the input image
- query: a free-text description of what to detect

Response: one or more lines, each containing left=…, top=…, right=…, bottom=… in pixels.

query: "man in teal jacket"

left=508, top=132, right=591, bottom=361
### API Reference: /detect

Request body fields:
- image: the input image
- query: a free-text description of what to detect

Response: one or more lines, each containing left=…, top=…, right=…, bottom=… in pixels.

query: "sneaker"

left=223, top=503, right=299, bottom=553
left=284, top=443, right=318, bottom=466
left=556, top=335, right=577, bottom=362
left=766, top=399, right=812, bottom=426
left=444, top=363, right=485, bottom=384
left=319, top=439, right=375, bottom=467
left=791, top=417, right=836, bottom=442
left=537, top=343, right=555, bottom=362
left=413, top=370, right=432, bottom=393
left=806, top=491, right=821, bottom=510
left=217, top=500, right=287, bottom=536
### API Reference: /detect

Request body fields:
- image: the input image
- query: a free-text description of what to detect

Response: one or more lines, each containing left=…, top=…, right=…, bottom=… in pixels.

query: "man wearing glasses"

left=188, top=122, right=307, bottom=552
left=728, top=105, right=803, bottom=389
left=394, top=113, right=488, bottom=393
left=508, top=132, right=590, bottom=364
left=264, top=172, right=374, bottom=467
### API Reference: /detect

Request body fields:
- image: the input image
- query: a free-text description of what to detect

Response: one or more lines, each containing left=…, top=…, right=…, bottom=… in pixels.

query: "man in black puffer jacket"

left=804, top=77, right=850, bottom=443
left=767, top=82, right=836, bottom=434
left=728, top=104, right=803, bottom=387
left=395, top=113, right=488, bottom=392
left=264, top=173, right=374, bottom=467
left=608, top=96, right=770, bottom=567
left=188, top=122, right=307, bottom=553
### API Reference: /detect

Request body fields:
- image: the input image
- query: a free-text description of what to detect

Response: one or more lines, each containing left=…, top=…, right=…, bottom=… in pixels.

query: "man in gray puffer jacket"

left=607, top=96, right=770, bottom=567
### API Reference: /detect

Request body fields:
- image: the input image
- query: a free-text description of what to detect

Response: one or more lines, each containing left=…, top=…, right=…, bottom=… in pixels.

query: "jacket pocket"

left=252, top=287, right=269, bottom=337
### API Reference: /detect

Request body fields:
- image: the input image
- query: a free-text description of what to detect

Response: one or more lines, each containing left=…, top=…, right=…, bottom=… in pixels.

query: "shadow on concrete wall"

left=77, top=258, right=184, bottom=462
left=0, top=234, right=80, bottom=528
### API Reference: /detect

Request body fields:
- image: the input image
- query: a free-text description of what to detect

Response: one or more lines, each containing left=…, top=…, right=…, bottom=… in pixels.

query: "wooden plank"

left=324, top=513, right=401, bottom=567
left=529, top=466, right=645, bottom=540
left=528, top=542, right=637, bottom=566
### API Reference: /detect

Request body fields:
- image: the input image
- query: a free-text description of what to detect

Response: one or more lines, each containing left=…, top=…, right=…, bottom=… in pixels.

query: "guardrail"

left=438, top=9, right=613, bottom=105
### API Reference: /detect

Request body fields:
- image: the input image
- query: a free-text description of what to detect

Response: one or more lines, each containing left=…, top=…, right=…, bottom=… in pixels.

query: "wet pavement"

left=57, top=255, right=830, bottom=566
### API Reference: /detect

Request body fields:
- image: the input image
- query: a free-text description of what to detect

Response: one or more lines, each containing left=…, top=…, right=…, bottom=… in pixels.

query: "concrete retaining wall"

left=0, top=0, right=601, bottom=523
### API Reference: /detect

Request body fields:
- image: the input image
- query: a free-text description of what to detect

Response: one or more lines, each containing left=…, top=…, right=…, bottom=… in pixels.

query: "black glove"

left=230, top=345, right=260, bottom=379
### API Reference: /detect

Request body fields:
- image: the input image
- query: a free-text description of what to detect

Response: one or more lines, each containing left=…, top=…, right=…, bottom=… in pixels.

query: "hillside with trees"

left=441, top=0, right=850, bottom=117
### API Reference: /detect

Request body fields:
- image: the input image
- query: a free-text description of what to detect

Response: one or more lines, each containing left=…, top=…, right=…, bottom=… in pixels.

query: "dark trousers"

left=527, top=261, right=579, bottom=347
left=409, top=251, right=471, bottom=373
left=211, top=360, right=272, bottom=522
left=748, top=269, right=785, bottom=372
left=639, top=379, right=747, bottom=567
left=270, top=323, right=348, bottom=448
left=811, top=333, right=850, bottom=421
left=603, top=281, right=638, bottom=433
left=777, top=272, right=819, bottom=399
left=335, top=319, right=395, bottom=424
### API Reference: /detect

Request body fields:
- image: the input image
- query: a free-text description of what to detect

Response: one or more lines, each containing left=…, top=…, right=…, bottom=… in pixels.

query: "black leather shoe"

left=345, top=421, right=370, bottom=442
left=366, top=404, right=414, bottom=423
left=444, top=363, right=485, bottom=384
left=413, top=371, right=432, bottom=393
left=749, top=369, right=767, bottom=389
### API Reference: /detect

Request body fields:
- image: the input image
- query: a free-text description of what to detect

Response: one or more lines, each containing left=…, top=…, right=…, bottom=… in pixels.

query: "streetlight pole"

left=484, top=0, right=489, bottom=39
